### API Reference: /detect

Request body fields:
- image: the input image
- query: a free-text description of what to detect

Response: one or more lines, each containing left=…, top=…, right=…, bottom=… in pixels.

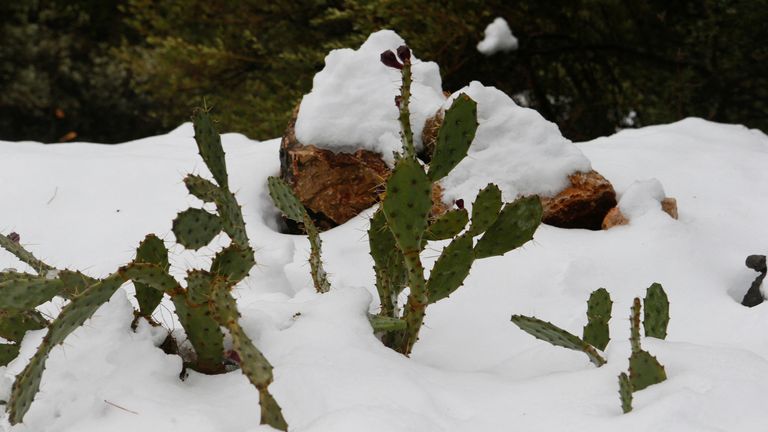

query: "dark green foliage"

left=172, top=208, right=223, bottom=250
left=426, top=234, right=474, bottom=303
left=8, top=273, right=125, bottom=424
left=427, top=95, right=478, bottom=181
left=510, top=315, right=606, bottom=367
left=583, top=288, right=612, bottom=351
left=643, top=283, right=669, bottom=339
left=618, top=372, right=633, bottom=413
left=133, top=234, right=169, bottom=317
left=473, top=196, right=543, bottom=259
left=424, top=209, right=469, bottom=241
left=467, top=184, right=503, bottom=236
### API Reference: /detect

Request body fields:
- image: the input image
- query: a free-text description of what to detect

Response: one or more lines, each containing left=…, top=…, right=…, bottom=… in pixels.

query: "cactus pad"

left=369, top=209, right=407, bottom=317
left=303, top=213, right=331, bottom=293
left=643, top=283, right=669, bottom=339
left=192, top=109, right=228, bottom=189
left=0, top=277, right=63, bottom=310
left=210, top=244, right=255, bottom=284
left=426, top=234, right=474, bottom=303
left=0, top=343, right=20, bottom=367
left=119, top=262, right=179, bottom=295
left=427, top=94, right=478, bottom=181
left=132, top=234, right=169, bottom=317
left=0, top=309, right=47, bottom=343
left=267, top=176, right=305, bottom=222
left=184, top=174, right=221, bottom=203
left=215, top=193, right=249, bottom=247
left=511, top=314, right=606, bottom=367
left=467, top=183, right=503, bottom=236
left=424, top=209, right=469, bottom=241
left=583, top=288, right=612, bottom=351
left=8, top=273, right=125, bottom=424
left=618, top=372, right=633, bottom=413
left=474, top=196, right=542, bottom=259
left=628, top=349, right=667, bottom=391
left=0, top=233, right=55, bottom=275
left=174, top=270, right=224, bottom=373
left=172, top=208, right=223, bottom=250
left=382, top=158, right=432, bottom=254
left=369, top=315, right=407, bottom=332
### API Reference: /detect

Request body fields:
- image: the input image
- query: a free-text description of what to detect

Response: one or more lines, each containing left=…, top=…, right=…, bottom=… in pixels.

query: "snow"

left=440, top=81, right=592, bottom=205
left=295, top=30, right=446, bottom=165
left=1, top=115, right=768, bottom=431
left=477, top=18, right=518, bottom=55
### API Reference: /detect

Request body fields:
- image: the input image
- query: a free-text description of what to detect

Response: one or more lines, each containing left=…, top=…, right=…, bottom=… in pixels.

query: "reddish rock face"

left=540, top=171, right=617, bottom=230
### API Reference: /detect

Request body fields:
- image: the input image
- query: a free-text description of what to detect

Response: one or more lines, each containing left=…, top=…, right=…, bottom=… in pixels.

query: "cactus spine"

left=375, top=45, right=542, bottom=354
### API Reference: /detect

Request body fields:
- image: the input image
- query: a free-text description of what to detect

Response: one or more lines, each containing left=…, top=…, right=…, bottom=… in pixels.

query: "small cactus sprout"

left=583, top=288, right=612, bottom=350
left=643, top=283, right=669, bottom=339
left=618, top=372, right=633, bottom=413
left=628, top=298, right=667, bottom=391
left=510, top=314, right=606, bottom=367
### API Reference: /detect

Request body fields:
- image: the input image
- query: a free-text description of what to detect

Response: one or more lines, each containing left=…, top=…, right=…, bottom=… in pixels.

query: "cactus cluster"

left=0, top=109, right=286, bottom=429
left=511, top=287, right=612, bottom=367
left=373, top=45, right=543, bottom=355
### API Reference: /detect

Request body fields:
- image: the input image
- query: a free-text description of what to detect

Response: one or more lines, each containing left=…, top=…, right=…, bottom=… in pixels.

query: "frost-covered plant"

left=372, top=45, right=542, bottom=355
left=0, top=109, right=287, bottom=430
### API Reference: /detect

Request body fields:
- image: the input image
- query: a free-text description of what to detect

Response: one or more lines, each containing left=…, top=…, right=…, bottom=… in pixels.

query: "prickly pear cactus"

left=643, top=283, right=669, bottom=339
left=373, top=45, right=542, bottom=355
left=268, top=176, right=331, bottom=293
left=133, top=234, right=168, bottom=318
left=628, top=298, right=667, bottom=391
left=510, top=314, right=606, bottom=367
left=618, top=372, right=633, bottom=413
left=583, top=288, right=612, bottom=350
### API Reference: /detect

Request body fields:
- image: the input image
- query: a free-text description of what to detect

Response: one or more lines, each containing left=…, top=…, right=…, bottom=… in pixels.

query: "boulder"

left=539, top=171, right=618, bottom=230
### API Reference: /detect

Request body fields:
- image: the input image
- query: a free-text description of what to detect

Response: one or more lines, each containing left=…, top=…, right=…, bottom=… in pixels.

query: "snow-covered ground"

left=1, top=116, right=767, bottom=432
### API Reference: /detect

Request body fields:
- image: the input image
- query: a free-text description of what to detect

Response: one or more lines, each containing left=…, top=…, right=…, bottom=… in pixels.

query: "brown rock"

left=279, top=107, right=390, bottom=229
left=601, top=207, right=629, bottom=229
left=540, top=171, right=617, bottom=230
left=661, top=197, right=678, bottom=219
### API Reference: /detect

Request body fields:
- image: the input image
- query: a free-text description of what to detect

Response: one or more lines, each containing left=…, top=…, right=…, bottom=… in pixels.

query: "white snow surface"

left=617, top=178, right=667, bottom=219
left=1, top=117, right=768, bottom=431
left=295, top=30, right=446, bottom=165
left=477, top=18, right=519, bottom=55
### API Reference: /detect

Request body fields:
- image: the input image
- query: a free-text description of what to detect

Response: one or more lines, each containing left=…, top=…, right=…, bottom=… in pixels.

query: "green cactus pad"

left=382, top=159, right=432, bottom=254
left=474, top=196, right=542, bottom=259
left=173, top=270, right=224, bottom=373
left=210, top=244, right=255, bottom=284
left=208, top=283, right=287, bottom=430
left=643, top=283, right=669, bottom=339
left=172, top=208, right=223, bottom=250
left=0, top=271, right=37, bottom=283
left=628, top=349, right=667, bottom=391
left=0, top=233, right=55, bottom=275
left=427, top=94, right=478, bottom=181
left=369, top=209, right=407, bottom=317
left=304, top=213, right=331, bottom=293
left=132, top=234, right=169, bottom=317
left=510, top=314, right=606, bottom=367
left=0, top=343, right=20, bottom=367
left=0, top=277, right=63, bottom=310
left=0, top=309, right=47, bottom=343
left=119, top=262, right=179, bottom=295
left=630, top=297, right=642, bottom=353
left=192, top=109, right=229, bottom=189
left=424, top=209, right=469, bottom=241
left=467, top=183, right=503, bottom=236
left=8, top=273, right=125, bottom=424
left=583, top=288, right=612, bottom=351
left=368, top=315, right=407, bottom=332
left=618, top=372, right=633, bottom=413
left=184, top=174, right=221, bottom=203
left=56, top=270, right=97, bottom=298
left=213, top=192, right=248, bottom=247
left=267, top=176, right=305, bottom=222
left=426, top=234, right=474, bottom=303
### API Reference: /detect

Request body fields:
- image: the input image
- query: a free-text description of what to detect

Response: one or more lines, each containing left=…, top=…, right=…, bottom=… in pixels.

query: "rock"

left=540, top=171, right=617, bottom=230
left=279, top=107, right=390, bottom=229
left=661, top=197, right=678, bottom=220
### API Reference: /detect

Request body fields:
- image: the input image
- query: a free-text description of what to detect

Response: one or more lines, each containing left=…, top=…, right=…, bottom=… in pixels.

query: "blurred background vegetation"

left=1, top=0, right=766, bottom=143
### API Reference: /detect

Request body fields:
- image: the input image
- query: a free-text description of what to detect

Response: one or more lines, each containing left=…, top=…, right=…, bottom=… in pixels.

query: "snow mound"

left=440, top=82, right=592, bottom=205
left=295, top=30, right=446, bottom=165
left=618, top=178, right=667, bottom=219
left=477, top=17, right=519, bottom=55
